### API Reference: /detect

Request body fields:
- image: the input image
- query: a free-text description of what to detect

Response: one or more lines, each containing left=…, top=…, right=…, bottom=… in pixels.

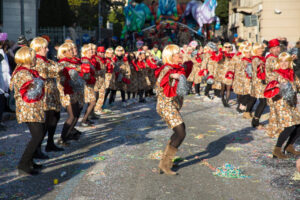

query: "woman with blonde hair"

left=238, top=45, right=254, bottom=119
left=10, top=47, right=45, bottom=175
left=233, top=41, right=251, bottom=112
left=264, top=52, right=300, bottom=158
left=111, top=46, right=131, bottom=106
left=80, top=44, right=97, bottom=126
left=30, top=37, right=64, bottom=158
left=219, top=43, right=235, bottom=107
left=248, top=43, right=267, bottom=129
left=102, top=48, right=116, bottom=106
left=57, top=43, right=83, bottom=146
left=156, top=44, right=188, bottom=175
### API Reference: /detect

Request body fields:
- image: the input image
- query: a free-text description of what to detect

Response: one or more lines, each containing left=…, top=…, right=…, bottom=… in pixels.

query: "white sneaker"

left=195, top=94, right=201, bottom=98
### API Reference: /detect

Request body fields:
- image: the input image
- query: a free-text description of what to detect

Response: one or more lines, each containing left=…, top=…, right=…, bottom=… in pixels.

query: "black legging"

left=253, top=98, right=267, bottom=118
left=109, top=89, right=126, bottom=103
left=61, top=102, right=80, bottom=142
left=276, top=125, right=300, bottom=147
left=204, top=84, right=212, bottom=96
left=220, top=83, right=231, bottom=100
left=170, top=123, right=186, bottom=148
left=45, top=110, right=60, bottom=146
left=195, top=84, right=200, bottom=94
left=18, top=123, right=45, bottom=170
left=103, top=88, right=111, bottom=104
left=245, top=95, right=256, bottom=112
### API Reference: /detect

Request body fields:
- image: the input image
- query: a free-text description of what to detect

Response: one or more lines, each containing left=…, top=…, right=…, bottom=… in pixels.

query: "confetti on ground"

left=93, top=156, right=106, bottom=161
left=195, top=134, right=205, bottom=139
left=213, top=163, right=250, bottom=179
left=189, top=127, right=196, bottom=129
left=0, top=152, right=5, bottom=156
left=291, top=172, right=300, bottom=181
left=225, top=147, right=243, bottom=152
left=208, top=130, right=216, bottom=133
left=148, top=150, right=163, bottom=160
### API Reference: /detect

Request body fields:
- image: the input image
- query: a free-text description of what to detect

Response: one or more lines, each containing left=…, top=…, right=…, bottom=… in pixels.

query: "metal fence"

left=38, top=26, right=96, bottom=44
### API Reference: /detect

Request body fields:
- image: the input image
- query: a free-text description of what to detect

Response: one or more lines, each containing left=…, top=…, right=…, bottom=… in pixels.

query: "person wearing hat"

left=264, top=39, right=281, bottom=138
left=264, top=52, right=300, bottom=158
left=94, top=46, right=107, bottom=115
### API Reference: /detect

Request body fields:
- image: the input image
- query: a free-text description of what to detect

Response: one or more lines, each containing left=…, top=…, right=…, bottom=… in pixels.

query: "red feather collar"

left=266, top=53, right=278, bottom=59
left=242, top=57, right=252, bottom=63
left=59, top=57, right=79, bottom=64
left=252, top=56, right=266, bottom=63
left=36, top=54, right=50, bottom=63
left=274, top=68, right=294, bottom=82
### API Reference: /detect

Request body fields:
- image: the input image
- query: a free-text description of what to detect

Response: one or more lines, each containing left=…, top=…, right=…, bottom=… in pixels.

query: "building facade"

left=1, top=0, right=38, bottom=41
left=228, top=0, right=300, bottom=43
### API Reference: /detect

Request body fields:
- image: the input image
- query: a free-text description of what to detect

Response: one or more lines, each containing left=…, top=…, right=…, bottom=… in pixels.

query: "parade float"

left=120, top=0, right=220, bottom=47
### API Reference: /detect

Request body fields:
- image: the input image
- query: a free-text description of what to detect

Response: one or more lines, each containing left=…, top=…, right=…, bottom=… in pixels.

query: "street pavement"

left=0, top=93, right=299, bottom=200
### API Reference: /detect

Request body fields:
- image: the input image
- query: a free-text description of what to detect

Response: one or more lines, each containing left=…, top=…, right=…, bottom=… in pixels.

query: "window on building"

left=244, top=15, right=258, bottom=27
left=249, top=33, right=251, bottom=39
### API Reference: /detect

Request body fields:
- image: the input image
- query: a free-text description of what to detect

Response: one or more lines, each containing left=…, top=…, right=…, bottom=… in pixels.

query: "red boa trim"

left=61, top=67, right=76, bottom=95
left=252, top=56, right=266, bottom=63
left=137, top=61, right=146, bottom=69
left=106, top=58, right=114, bottom=73
left=274, top=68, right=294, bottom=82
left=264, top=80, right=280, bottom=98
left=225, top=71, right=234, bottom=79
left=198, top=69, right=208, bottom=77
left=159, top=64, right=186, bottom=97
left=72, top=57, right=82, bottom=65
left=58, top=57, right=79, bottom=65
left=13, top=66, right=45, bottom=103
left=146, top=58, right=158, bottom=69
left=257, top=63, right=266, bottom=80
left=80, top=61, right=96, bottom=85
left=265, top=53, right=278, bottom=60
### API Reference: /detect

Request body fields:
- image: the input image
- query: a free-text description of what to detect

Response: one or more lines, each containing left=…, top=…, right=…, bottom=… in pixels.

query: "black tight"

left=276, top=125, right=300, bottom=147
left=170, top=123, right=186, bottom=148
left=104, top=89, right=111, bottom=104
left=61, top=102, right=80, bottom=141
left=195, top=84, right=200, bottom=94
left=245, top=95, right=256, bottom=112
left=221, top=83, right=231, bottom=100
left=253, top=98, right=267, bottom=118
left=204, top=84, right=212, bottom=96
left=109, top=90, right=126, bottom=103
left=120, top=90, right=126, bottom=102
left=19, top=123, right=45, bottom=169
left=45, top=110, right=60, bottom=146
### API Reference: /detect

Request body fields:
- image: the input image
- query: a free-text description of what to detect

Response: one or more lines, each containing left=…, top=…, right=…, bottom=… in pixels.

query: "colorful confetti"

left=148, top=150, right=163, bottom=160
left=213, top=163, right=250, bottom=179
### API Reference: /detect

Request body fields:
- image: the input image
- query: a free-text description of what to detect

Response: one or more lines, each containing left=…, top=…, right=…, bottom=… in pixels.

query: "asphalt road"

left=0, top=94, right=299, bottom=200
